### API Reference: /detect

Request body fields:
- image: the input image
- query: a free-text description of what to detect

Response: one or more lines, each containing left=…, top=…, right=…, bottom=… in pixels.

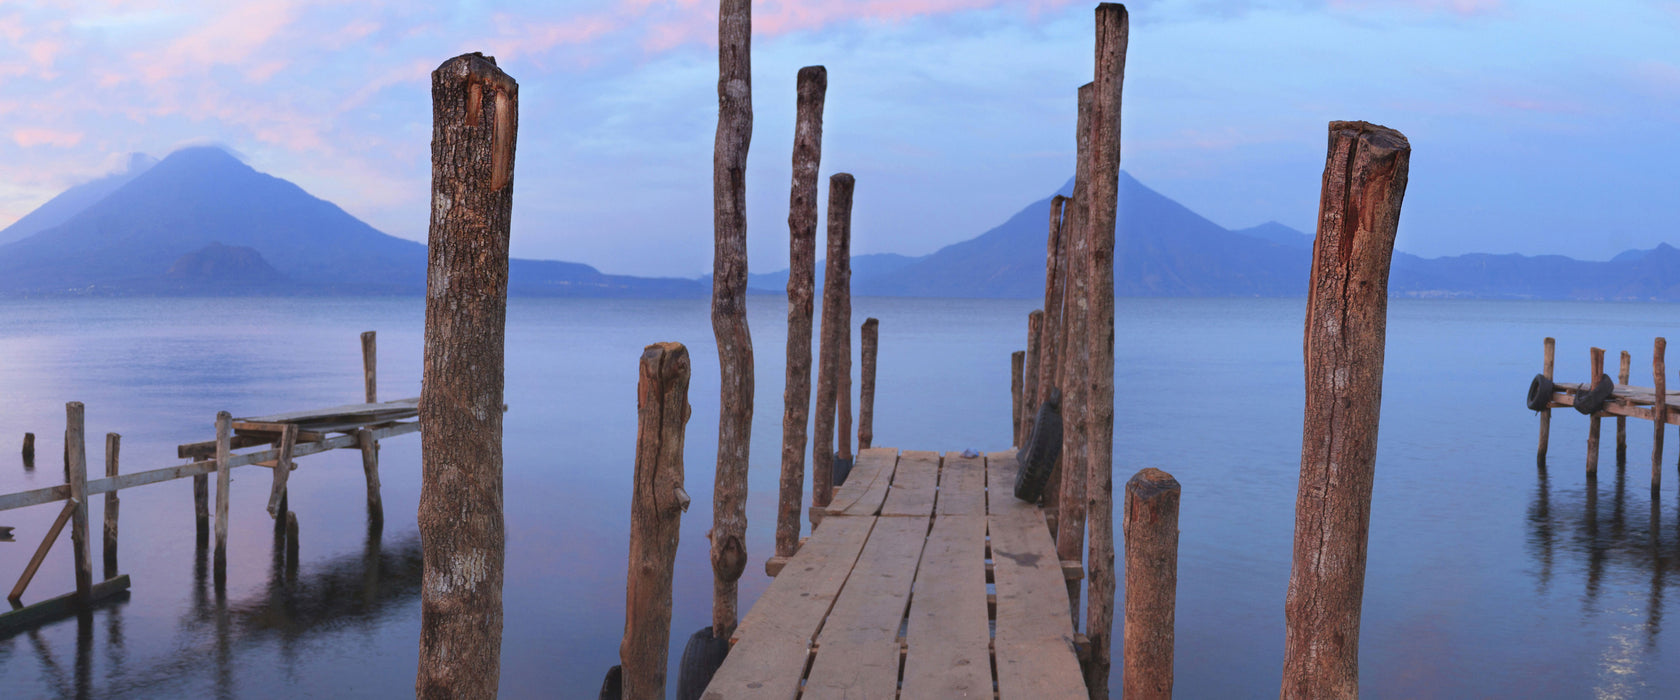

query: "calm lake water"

left=0, top=296, right=1677, bottom=698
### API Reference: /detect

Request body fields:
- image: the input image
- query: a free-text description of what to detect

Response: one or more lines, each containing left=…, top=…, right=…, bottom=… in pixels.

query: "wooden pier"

left=1532, top=337, right=1672, bottom=486
left=703, top=448, right=1086, bottom=699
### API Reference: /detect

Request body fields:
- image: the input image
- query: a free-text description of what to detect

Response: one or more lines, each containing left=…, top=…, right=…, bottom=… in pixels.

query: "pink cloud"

left=1329, top=0, right=1503, bottom=17
left=485, top=12, right=619, bottom=63
left=13, top=127, right=85, bottom=148
left=633, top=0, right=1079, bottom=53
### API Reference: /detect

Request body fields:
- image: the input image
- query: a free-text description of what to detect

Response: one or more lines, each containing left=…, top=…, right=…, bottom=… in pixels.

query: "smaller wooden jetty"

left=0, top=331, right=419, bottom=635
left=1532, top=337, right=1672, bottom=485
left=703, top=448, right=1086, bottom=698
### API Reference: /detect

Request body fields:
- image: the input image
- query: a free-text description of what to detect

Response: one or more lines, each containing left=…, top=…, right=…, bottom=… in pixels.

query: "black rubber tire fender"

left=1573, top=373, right=1615, bottom=415
left=1526, top=373, right=1554, bottom=412
left=599, top=665, right=622, bottom=700
left=1014, top=388, right=1063, bottom=503
left=675, top=626, right=731, bottom=700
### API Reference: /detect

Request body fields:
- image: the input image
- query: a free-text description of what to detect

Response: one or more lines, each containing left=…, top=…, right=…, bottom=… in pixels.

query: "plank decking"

left=704, top=448, right=1087, bottom=699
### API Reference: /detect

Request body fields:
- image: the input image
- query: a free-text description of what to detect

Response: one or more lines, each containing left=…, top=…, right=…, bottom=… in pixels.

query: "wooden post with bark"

left=417, top=52, right=518, bottom=700
left=362, top=331, right=378, bottom=402
left=1123, top=468, right=1180, bottom=700
left=709, top=0, right=754, bottom=643
left=1539, top=337, right=1555, bottom=463
left=1654, top=338, right=1667, bottom=489
left=859, top=317, right=878, bottom=450
left=1083, top=6, right=1129, bottom=695
left=1280, top=120, right=1410, bottom=700
left=22, top=432, right=33, bottom=465
left=1057, top=82, right=1096, bottom=622
left=812, top=173, right=855, bottom=521
left=1039, top=195, right=1070, bottom=518
left=103, top=432, right=120, bottom=580
left=775, top=65, right=826, bottom=562
left=1022, top=310, right=1044, bottom=443
left=66, top=403, right=92, bottom=600
left=836, top=258, right=855, bottom=469
left=362, top=331, right=383, bottom=524
left=1587, top=347, right=1605, bottom=476
left=620, top=342, right=692, bottom=700
left=1618, top=350, right=1630, bottom=464
left=1012, top=351, right=1026, bottom=446
left=213, top=411, right=232, bottom=580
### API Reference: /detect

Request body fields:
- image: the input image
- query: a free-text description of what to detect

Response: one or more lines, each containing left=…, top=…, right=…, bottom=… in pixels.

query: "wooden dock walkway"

left=703, top=447, right=1087, bottom=699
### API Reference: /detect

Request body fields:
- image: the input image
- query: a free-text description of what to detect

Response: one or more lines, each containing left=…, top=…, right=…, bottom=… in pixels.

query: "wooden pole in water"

left=66, top=403, right=92, bottom=601
left=859, top=317, right=878, bottom=450
left=1083, top=6, right=1129, bottom=695
left=1281, top=121, right=1410, bottom=700
left=710, top=0, right=754, bottom=640
left=1654, top=338, right=1667, bottom=489
left=1022, top=310, right=1044, bottom=443
left=362, top=331, right=378, bottom=403
left=1588, top=347, right=1605, bottom=477
left=1039, top=195, right=1070, bottom=518
left=361, top=330, right=383, bottom=523
left=1539, top=337, right=1555, bottom=463
left=620, top=342, right=692, bottom=700
left=194, top=471, right=209, bottom=544
left=812, top=173, right=855, bottom=521
left=1123, top=468, right=1180, bottom=700
left=837, top=266, right=854, bottom=467
left=1012, top=351, right=1026, bottom=446
left=418, top=52, right=517, bottom=700
left=213, top=411, right=232, bottom=579
left=103, top=433, right=120, bottom=580
left=776, top=65, right=826, bottom=560
left=22, top=432, right=34, bottom=465
left=1619, top=350, right=1631, bottom=464
left=1057, top=82, right=1095, bottom=622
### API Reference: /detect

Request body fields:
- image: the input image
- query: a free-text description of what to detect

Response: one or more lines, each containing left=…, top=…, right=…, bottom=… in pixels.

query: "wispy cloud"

left=1328, top=0, right=1503, bottom=16
left=13, top=128, right=84, bottom=148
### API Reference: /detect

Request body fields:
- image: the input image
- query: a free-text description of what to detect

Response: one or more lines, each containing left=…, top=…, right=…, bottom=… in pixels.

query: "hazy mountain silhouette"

left=0, top=153, right=156, bottom=245
left=0, top=147, right=704, bottom=297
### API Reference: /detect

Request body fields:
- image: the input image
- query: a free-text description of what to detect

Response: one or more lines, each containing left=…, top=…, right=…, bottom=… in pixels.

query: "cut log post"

left=1123, top=468, right=1180, bottom=700
left=1588, top=347, right=1605, bottom=476
left=22, top=432, right=34, bottom=466
left=266, top=424, right=298, bottom=519
left=103, top=433, right=120, bottom=580
left=1012, top=351, right=1026, bottom=446
left=837, top=268, right=854, bottom=468
left=1619, top=350, right=1631, bottom=464
left=1057, top=81, right=1096, bottom=623
left=859, top=317, right=878, bottom=450
left=1655, top=338, right=1667, bottom=489
left=8, top=497, right=77, bottom=602
left=1039, top=195, right=1070, bottom=518
left=1280, top=121, right=1410, bottom=700
left=1022, top=309, right=1044, bottom=444
left=1083, top=6, right=1129, bottom=696
left=776, top=65, right=826, bottom=560
left=418, top=52, right=518, bottom=700
left=620, top=342, right=692, bottom=700
left=213, top=411, right=232, bottom=579
left=1539, top=337, right=1555, bottom=463
left=709, top=0, right=754, bottom=642
left=66, top=403, right=92, bottom=601
left=359, top=428, right=383, bottom=525
left=812, top=173, right=855, bottom=521
left=194, top=472, right=209, bottom=544
left=362, top=330, right=378, bottom=403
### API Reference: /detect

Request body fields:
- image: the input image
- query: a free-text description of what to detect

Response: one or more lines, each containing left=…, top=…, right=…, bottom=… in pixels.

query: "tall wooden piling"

left=1281, top=121, right=1410, bottom=700
left=1655, top=338, right=1667, bottom=488
left=776, top=65, right=827, bottom=560
left=361, top=330, right=383, bottom=523
left=1083, top=6, right=1129, bottom=695
left=1539, top=337, right=1555, bottom=463
left=1123, top=468, right=1180, bottom=700
left=710, top=0, right=754, bottom=640
left=1618, top=350, right=1631, bottom=464
left=22, top=432, right=34, bottom=465
left=362, top=331, right=378, bottom=403
left=195, top=472, right=209, bottom=544
left=812, top=173, right=855, bottom=520
left=1057, top=82, right=1096, bottom=622
left=103, top=433, right=120, bottom=580
left=213, top=411, right=232, bottom=578
left=859, top=318, right=878, bottom=450
left=621, top=342, right=692, bottom=700
left=418, top=52, right=518, bottom=700
left=66, top=403, right=92, bottom=600
left=1022, top=310, right=1044, bottom=443
left=1038, top=195, right=1070, bottom=517
left=1012, top=351, right=1026, bottom=446
left=1587, top=347, right=1605, bottom=476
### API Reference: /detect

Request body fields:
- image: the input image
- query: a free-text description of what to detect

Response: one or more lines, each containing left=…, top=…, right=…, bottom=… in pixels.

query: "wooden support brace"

left=266, top=424, right=299, bottom=519
left=9, top=498, right=78, bottom=602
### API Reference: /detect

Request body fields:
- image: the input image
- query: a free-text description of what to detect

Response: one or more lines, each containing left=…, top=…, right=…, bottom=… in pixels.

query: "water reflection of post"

left=1585, top=474, right=1605, bottom=610
left=362, top=516, right=383, bottom=608
left=1648, top=489, right=1664, bottom=648
left=74, top=612, right=92, bottom=700
left=1531, top=464, right=1554, bottom=593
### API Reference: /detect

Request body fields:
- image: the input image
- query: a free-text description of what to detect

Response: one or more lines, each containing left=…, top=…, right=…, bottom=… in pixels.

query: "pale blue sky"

left=1, top=0, right=1676, bottom=276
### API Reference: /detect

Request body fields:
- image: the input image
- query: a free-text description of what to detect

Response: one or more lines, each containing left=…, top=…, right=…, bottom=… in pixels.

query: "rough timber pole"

left=22, top=432, right=34, bottom=465
left=1539, top=337, right=1555, bottom=463
left=1280, top=121, right=1410, bottom=700
left=812, top=173, right=855, bottom=521
left=1012, top=351, right=1026, bottom=446
left=1058, top=82, right=1096, bottom=621
left=1083, top=6, right=1128, bottom=695
left=362, top=331, right=378, bottom=403
left=620, top=342, right=692, bottom=700
left=66, top=403, right=92, bottom=600
left=103, top=432, right=120, bottom=580
left=776, top=65, right=826, bottom=560
left=418, top=52, right=517, bottom=700
left=1618, top=350, right=1631, bottom=464
left=710, top=0, right=753, bottom=640
left=1022, top=310, right=1044, bottom=443
left=836, top=250, right=855, bottom=470
left=362, top=330, right=383, bottom=523
left=1123, top=468, right=1180, bottom=700
left=1655, top=338, right=1667, bottom=489
left=1039, top=195, right=1070, bottom=517
left=213, top=411, right=232, bottom=580
left=859, top=317, right=878, bottom=450
left=1587, top=347, right=1605, bottom=477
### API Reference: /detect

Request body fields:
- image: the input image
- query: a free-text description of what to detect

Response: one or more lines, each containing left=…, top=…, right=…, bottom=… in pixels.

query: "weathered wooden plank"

left=235, top=397, right=418, bottom=425
left=804, top=515, right=929, bottom=699
left=266, top=424, right=298, bottom=518
left=9, top=498, right=77, bottom=602
left=0, top=574, right=130, bottom=637
left=881, top=450, right=939, bottom=517
left=700, top=632, right=810, bottom=700
left=937, top=452, right=987, bottom=517
left=994, top=638, right=1088, bottom=700
left=987, top=451, right=1086, bottom=699
left=902, top=514, right=991, bottom=699
left=178, top=434, right=274, bottom=460
left=825, top=447, right=898, bottom=517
